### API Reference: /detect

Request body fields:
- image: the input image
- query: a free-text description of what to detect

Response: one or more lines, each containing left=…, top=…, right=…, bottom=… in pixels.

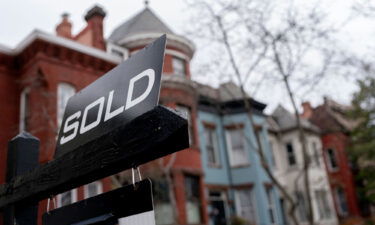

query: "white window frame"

left=295, top=191, right=308, bottom=222
left=266, top=187, right=277, bottom=224
left=172, top=57, right=186, bottom=77
left=315, top=189, right=332, bottom=220
left=234, top=188, right=258, bottom=224
left=185, top=175, right=201, bottom=224
left=57, top=83, right=76, bottom=129
left=57, top=189, right=77, bottom=208
left=269, top=141, right=277, bottom=168
left=106, top=42, right=128, bottom=60
left=20, top=87, right=30, bottom=132
left=311, top=142, right=321, bottom=167
left=84, top=181, right=103, bottom=199
left=225, top=127, right=249, bottom=167
left=204, top=125, right=220, bottom=167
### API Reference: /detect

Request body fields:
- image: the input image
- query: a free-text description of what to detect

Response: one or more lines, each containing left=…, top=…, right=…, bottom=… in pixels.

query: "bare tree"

left=185, top=0, right=348, bottom=224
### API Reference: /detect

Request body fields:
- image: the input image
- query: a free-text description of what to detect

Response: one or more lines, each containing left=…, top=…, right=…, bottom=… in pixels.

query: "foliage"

left=349, top=77, right=375, bottom=204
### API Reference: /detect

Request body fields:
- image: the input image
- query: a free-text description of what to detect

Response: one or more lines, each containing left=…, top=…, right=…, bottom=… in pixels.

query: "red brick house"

left=0, top=5, right=207, bottom=225
left=301, top=98, right=362, bottom=220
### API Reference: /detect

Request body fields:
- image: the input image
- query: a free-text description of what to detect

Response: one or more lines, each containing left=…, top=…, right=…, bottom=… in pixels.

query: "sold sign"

left=55, top=35, right=166, bottom=158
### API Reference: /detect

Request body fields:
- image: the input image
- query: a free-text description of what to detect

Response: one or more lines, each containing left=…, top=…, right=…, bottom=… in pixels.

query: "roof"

left=309, top=97, right=359, bottom=132
left=267, top=116, right=281, bottom=133
left=219, top=82, right=250, bottom=101
left=196, top=81, right=267, bottom=114
left=109, top=8, right=174, bottom=43
left=0, top=29, right=122, bottom=64
left=271, top=105, right=320, bottom=133
left=196, top=81, right=251, bottom=102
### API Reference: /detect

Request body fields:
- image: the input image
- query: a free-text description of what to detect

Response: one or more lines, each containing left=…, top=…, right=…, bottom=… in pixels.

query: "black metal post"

left=4, top=132, right=40, bottom=225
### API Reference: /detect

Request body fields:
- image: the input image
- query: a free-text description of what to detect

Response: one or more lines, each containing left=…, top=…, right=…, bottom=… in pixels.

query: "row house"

left=301, top=98, right=363, bottom=220
left=0, top=6, right=116, bottom=225
left=268, top=106, right=338, bottom=225
left=197, top=82, right=285, bottom=225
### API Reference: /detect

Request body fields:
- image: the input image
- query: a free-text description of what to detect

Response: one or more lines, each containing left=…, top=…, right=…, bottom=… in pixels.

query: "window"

left=20, top=88, right=30, bottom=132
left=204, top=125, right=220, bottom=166
left=315, top=190, right=332, bottom=220
left=107, top=42, right=128, bottom=60
left=154, top=178, right=174, bottom=225
left=311, top=142, right=321, bottom=167
left=295, top=192, right=308, bottom=222
left=84, top=181, right=103, bottom=199
left=285, top=142, right=296, bottom=166
left=172, top=57, right=186, bottom=76
left=57, top=189, right=77, bottom=207
left=335, top=187, right=348, bottom=216
left=234, top=189, right=257, bottom=224
left=57, top=83, right=76, bottom=128
left=185, top=175, right=201, bottom=224
left=176, top=105, right=193, bottom=145
left=269, top=141, right=277, bottom=168
left=226, top=127, right=249, bottom=167
left=266, top=187, right=277, bottom=224
left=326, top=148, right=339, bottom=170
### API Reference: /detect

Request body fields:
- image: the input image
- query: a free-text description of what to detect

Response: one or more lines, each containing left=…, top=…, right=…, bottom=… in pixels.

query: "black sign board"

left=55, top=35, right=166, bottom=158
left=43, top=180, right=154, bottom=225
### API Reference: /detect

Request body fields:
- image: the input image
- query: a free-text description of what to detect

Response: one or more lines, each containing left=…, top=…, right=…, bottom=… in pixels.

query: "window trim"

left=172, top=56, right=186, bottom=77
left=326, top=148, right=339, bottom=172
left=269, top=141, right=277, bottom=168
left=203, top=123, right=221, bottom=167
left=315, top=189, right=332, bottom=220
left=106, top=42, right=129, bottom=60
left=234, top=187, right=258, bottom=224
left=184, top=175, right=202, bottom=224
left=285, top=141, right=297, bottom=167
left=225, top=126, right=250, bottom=168
left=57, top=83, right=76, bottom=129
left=265, top=187, right=277, bottom=225
left=311, top=142, right=321, bottom=167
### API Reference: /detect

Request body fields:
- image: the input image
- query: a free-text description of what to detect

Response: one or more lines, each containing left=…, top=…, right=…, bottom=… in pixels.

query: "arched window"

left=57, top=83, right=76, bottom=128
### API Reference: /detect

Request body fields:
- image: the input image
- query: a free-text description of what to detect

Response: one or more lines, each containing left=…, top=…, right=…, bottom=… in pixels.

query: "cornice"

left=0, top=29, right=122, bottom=64
left=117, top=32, right=195, bottom=59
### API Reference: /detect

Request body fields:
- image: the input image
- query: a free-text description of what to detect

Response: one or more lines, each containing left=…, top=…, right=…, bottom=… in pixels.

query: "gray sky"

left=0, top=0, right=372, bottom=113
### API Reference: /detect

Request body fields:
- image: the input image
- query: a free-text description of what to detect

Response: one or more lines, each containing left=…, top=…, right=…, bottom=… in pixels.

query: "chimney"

left=56, top=13, right=72, bottom=39
left=301, top=101, right=313, bottom=119
left=80, top=5, right=106, bottom=50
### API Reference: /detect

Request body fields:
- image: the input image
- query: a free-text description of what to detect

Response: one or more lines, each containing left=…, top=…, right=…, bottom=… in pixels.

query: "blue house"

left=197, top=82, right=285, bottom=225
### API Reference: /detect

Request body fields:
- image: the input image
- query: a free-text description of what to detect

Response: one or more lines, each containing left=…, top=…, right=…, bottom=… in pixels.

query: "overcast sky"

left=0, top=0, right=373, bottom=113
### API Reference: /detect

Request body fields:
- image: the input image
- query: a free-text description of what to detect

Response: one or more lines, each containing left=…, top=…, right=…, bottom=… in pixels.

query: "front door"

left=209, top=191, right=227, bottom=225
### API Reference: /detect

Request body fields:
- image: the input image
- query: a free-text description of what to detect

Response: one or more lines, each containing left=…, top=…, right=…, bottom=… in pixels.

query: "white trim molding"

left=0, top=29, right=122, bottom=64
left=118, top=33, right=195, bottom=59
